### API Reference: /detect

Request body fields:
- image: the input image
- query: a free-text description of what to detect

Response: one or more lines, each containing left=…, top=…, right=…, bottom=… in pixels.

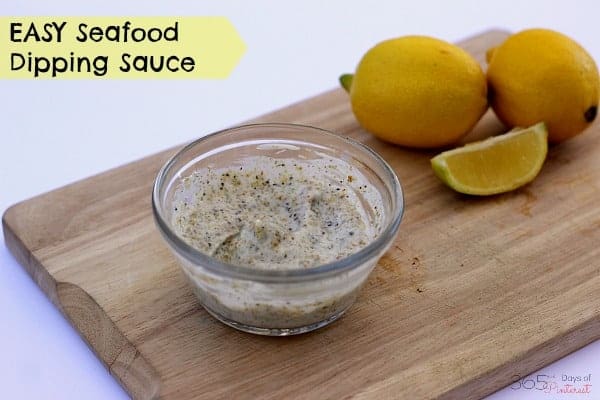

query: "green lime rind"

left=430, top=122, right=548, bottom=196
left=339, top=74, right=354, bottom=92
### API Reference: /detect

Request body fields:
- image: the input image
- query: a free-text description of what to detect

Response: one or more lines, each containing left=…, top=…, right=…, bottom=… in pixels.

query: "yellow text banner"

left=0, top=17, right=246, bottom=79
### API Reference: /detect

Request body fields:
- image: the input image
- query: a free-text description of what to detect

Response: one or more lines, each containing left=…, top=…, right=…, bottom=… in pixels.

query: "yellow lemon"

left=487, top=29, right=599, bottom=143
left=431, top=123, right=548, bottom=195
left=341, top=36, right=488, bottom=148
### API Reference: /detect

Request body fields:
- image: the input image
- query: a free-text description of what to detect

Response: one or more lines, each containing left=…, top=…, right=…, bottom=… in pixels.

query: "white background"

left=1, top=1, right=598, bottom=399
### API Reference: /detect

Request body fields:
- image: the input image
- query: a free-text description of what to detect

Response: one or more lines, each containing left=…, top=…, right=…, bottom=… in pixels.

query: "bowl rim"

left=152, top=123, right=404, bottom=283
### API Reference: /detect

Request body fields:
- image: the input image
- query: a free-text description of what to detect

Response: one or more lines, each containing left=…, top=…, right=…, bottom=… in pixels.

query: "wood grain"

left=4, top=29, right=600, bottom=400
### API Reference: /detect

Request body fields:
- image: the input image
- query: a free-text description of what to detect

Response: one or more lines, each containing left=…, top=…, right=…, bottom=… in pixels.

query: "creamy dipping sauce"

left=171, top=156, right=383, bottom=269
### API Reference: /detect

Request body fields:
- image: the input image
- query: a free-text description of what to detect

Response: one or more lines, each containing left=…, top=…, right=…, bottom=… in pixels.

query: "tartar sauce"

left=172, top=156, right=382, bottom=269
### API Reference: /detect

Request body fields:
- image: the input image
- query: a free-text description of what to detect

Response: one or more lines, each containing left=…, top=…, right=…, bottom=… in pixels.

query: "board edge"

left=2, top=208, right=161, bottom=400
left=440, top=314, right=600, bottom=399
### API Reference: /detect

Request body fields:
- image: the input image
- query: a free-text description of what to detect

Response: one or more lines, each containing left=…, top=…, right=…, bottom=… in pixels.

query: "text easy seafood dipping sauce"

left=153, top=123, right=403, bottom=335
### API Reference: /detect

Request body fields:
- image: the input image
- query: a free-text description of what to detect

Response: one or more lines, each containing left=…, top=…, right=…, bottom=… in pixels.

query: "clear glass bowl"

left=152, top=123, right=404, bottom=335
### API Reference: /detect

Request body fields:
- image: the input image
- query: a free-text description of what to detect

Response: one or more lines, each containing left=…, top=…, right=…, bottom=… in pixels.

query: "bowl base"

left=202, top=305, right=348, bottom=336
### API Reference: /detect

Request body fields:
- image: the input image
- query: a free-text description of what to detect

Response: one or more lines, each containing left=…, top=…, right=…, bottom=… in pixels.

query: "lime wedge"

left=431, top=123, right=548, bottom=195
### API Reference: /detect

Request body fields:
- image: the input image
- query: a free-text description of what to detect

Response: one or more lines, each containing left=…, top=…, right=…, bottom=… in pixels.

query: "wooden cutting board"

left=4, top=30, right=600, bottom=400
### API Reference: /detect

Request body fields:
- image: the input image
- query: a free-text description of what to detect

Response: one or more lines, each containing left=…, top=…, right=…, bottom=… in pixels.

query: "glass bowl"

left=152, top=123, right=404, bottom=335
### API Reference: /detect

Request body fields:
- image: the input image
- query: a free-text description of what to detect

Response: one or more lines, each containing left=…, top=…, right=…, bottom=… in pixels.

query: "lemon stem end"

left=339, top=74, right=354, bottom=92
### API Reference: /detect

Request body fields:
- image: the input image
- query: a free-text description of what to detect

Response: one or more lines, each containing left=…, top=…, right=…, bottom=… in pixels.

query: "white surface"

left=1, top=1, right=598, bottom=399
